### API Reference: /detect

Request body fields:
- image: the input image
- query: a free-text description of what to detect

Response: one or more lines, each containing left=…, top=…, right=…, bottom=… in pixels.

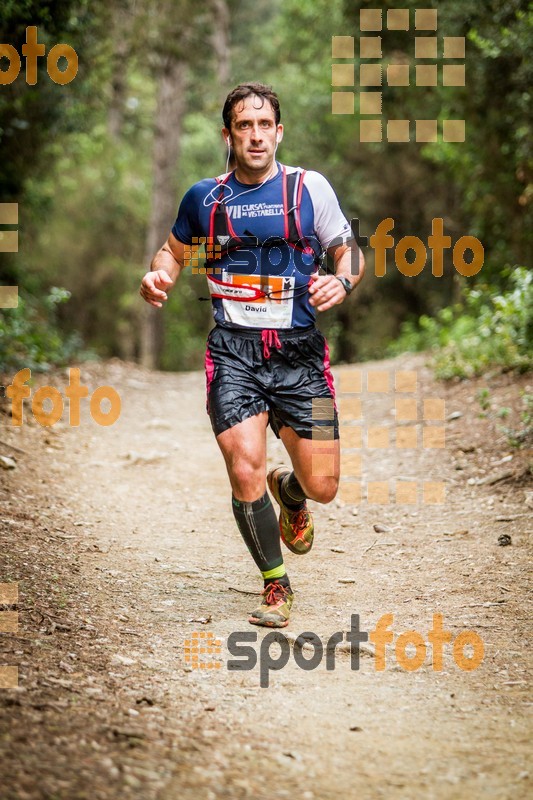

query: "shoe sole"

left=248, top=615, right=290, bottom=628
left=267, top=467, right=314, bottom=555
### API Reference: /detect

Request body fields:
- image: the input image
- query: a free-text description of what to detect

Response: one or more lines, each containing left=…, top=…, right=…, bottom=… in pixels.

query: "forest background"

left=0, top=0, right=531, bottom=377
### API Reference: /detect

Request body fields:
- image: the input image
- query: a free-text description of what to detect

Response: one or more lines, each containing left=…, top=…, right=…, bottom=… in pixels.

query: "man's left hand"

left=308, top=274, right=349, bottom=312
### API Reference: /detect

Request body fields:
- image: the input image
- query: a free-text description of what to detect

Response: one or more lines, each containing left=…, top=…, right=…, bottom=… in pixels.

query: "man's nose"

left=250, top=124, right=263, bottom=140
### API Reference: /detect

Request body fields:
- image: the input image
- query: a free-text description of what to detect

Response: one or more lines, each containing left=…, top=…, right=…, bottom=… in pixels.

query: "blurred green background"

left=0, top=0, right=531, bottom=376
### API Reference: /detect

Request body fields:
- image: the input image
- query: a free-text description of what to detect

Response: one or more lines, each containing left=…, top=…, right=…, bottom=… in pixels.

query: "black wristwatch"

left=335, top=275, right=354, bottom=295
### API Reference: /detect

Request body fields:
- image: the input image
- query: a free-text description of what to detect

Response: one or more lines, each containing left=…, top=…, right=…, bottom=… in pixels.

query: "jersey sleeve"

left=303, top=171, right=352, bottom=249
left=171, top=180, right=212, bottom=245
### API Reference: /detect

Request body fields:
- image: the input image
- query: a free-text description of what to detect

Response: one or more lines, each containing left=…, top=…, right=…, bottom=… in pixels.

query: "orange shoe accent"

left=267, top=467, right=314, bottom=555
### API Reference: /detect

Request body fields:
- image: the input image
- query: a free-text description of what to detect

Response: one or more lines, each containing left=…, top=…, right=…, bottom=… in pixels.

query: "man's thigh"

left=215, top=412, right=269, bottom=500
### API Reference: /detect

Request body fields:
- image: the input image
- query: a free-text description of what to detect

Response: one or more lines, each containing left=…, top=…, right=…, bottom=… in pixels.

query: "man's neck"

left=234, top=160, right=278, bottom=185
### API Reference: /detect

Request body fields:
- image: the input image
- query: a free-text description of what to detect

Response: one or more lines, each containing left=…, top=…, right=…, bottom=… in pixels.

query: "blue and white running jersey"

left=172, top=162, right=351, bottom=329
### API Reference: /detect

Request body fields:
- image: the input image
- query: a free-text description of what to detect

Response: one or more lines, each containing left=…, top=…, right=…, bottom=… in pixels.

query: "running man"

left=140, top=83, right=364, bottom=627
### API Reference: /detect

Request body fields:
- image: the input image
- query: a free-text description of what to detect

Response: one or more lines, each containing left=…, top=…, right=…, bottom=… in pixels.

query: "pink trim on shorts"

left=323, top=339, right=338, bottom=411
left=205, top=346, right=215, bottom=412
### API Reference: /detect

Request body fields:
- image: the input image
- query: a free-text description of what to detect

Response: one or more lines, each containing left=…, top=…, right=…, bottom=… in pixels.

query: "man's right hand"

left=140, top=270, right=174, bottom=308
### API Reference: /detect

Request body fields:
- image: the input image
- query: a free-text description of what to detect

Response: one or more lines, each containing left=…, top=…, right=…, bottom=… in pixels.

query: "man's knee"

left=304, top=476, right=339, bottom=504
left=228, top=456, right=264, bottom=499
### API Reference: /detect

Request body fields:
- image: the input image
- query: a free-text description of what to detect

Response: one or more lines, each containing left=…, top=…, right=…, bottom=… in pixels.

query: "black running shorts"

left=204, top=323, right=339, bottom=440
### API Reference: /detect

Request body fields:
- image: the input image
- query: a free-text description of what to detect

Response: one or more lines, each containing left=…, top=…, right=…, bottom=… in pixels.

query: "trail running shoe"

left=248, top=581, right=294, bottom=628
left=267, top=466, right=314, bottom=555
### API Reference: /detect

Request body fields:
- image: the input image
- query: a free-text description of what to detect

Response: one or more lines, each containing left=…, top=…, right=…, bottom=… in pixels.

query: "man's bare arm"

left=140, top=233, right=190, bottom=308
left=331, top=240, right=365, bottom=290
left=308, top=240, right=365, bottom=312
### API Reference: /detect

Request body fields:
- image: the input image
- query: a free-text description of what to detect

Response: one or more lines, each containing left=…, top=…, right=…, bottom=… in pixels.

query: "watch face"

left=339, top=276, right=351, bottom=294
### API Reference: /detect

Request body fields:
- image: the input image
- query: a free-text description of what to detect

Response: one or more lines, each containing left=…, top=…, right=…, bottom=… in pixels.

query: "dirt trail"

left=0, top=355, right=531, bottom=800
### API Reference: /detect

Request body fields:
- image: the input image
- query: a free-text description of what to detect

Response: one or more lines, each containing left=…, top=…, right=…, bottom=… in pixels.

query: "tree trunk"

left=107, top=2, right=133, bottom=140
left=211, top=0, right=230, bottom=95
left=140, top=57, right=187, bottom=369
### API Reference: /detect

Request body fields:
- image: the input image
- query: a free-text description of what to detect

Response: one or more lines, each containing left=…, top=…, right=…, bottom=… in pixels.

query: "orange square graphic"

left=423, top=482, right=445, bottom=504
left=360, top=9, right=382, bottom=31
left=332, top=64, right=355, bottom=87
left=360, top=120, right=382, bottom=142
left=340, top=369, right=362, bottom=393
left=0, top=231, right=18, bottom=252
left=367, top=482, right=389, bottom=504
left=423, top=427, right=446, bottom=448
left=396, top=426, right=418, bottom=449
left=423, top=398, right=445, bottom=420
left=416, top=120, right=438, bottom=142
left=443, top=120, right=465, bottom=142
left=0, top=203, right=18, bottom=224
left=0, top=286, right=19, bottom=308
left=0, top=612, right=18, bottom=633
left=312, top=425, right=336, bottom=446
left=341, top=397, right=362, bottom=421
left=0, top=583, right=18, bottom=604
left=395, top=371, right=417, bottom=393
left=415, top=37, right=437, bottom=59
left=332, top=92, right=354, bottom=115
left=360, top=92, right=382, bottom=116
left=396, top=398, right=417, bottom=421
left=360, top=64, right=382, bottom=87
left=312, top=397, right=335, bottom=421
left=396, top=482, right=418, bottom=504
left=443, top=65, right=465, bottom=86
left=415, top=9, right=437, bottom=30
left=339, top=481, right=362, bottom=504
left=332, top=36, right=354, bottom=58
left=342, top=427, right=362, bottom=448
left=0, top=666, right=18, bottom=689
left=443, top=37, right=465, bottom=58
left=367, top=371, right=389, bottom=393
left=387, top=9, right=409, bottom=30
left=367, top=427, right=389, bottom=449
left=341, top=453, right=362, bottom=477
left=387, top=120, right=410, bottom=142
left=416, top=65, right=438, bottom=86
left=387, top=65, right=410, bottom=86
left=360, top=37, right=382, bottom=58
left=312, top=453, right=335, bottom=477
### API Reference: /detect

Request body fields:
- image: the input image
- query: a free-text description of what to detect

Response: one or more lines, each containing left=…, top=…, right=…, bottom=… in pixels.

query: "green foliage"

left=477, top=387, right=491, bottom=411
left=0, top=288, right=86, bottom=372
left=390, top=267, right=533, bottom=378
left=499, top=392, right=533, bottom=449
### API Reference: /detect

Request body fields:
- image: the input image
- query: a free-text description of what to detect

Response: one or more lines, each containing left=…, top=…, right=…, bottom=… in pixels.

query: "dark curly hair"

left=222, top=83, right=281, bottom=132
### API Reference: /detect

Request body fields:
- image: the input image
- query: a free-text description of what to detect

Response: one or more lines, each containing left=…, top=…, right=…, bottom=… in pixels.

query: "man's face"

left=223, top=95, right=283, bottom=175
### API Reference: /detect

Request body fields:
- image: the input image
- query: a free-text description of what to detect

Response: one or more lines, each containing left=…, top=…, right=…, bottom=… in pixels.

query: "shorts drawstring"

left=261, top=329, right=283, bottom=359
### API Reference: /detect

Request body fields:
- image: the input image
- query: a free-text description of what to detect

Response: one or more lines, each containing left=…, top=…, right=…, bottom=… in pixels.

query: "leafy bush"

left=390, top=267, right=533, bottom=379
left=0, top=287, right=87, bottom=373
